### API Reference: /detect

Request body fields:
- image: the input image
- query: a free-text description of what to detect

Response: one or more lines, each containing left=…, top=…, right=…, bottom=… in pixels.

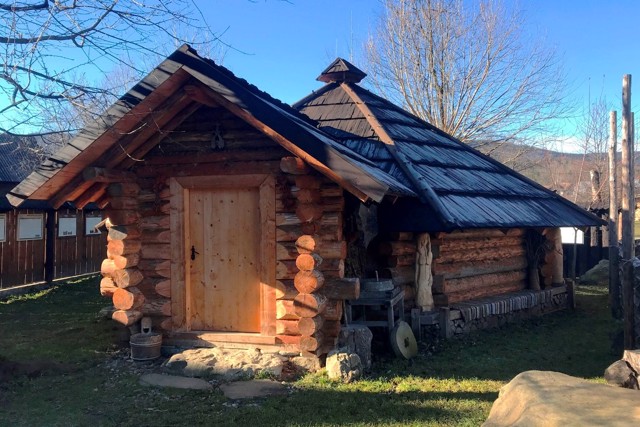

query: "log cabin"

left=8, top=46, right=603, bottom=360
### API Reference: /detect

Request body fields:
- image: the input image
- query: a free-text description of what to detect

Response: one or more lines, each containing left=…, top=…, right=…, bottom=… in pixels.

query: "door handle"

left=191, top=245, right=199, bottom=260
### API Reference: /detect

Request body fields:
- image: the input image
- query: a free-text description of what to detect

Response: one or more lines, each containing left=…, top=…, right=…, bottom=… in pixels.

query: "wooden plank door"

left=187, top=187, right=262, bottom=332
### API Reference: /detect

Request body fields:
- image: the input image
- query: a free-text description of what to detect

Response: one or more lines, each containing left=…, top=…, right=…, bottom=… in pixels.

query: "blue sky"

left=200, top=0, right=640, bottom=151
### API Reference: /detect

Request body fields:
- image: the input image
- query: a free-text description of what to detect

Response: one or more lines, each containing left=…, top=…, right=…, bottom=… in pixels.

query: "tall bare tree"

left=572, top=95, right=610, bottom=207
left=0, top=0, right=215, bottom=138
left=365, top=0, right=568, bottom=161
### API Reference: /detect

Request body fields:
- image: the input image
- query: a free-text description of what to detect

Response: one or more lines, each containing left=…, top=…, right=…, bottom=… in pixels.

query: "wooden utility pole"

left=609, top=110, right=622, bottom=319
left=621, top=74, right=635, bottom=349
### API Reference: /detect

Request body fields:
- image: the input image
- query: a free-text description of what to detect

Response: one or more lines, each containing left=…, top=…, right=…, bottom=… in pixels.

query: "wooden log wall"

left=101, top=183, right=142, bottom=326
left=98, top=107, right=357, bottom=351
left=431, top=229, right=527, bottom=306
left=276, top=157, right=355, bottom=356
left=99, top=182, right=171, bottom=330
left=376, top=232, right=417, bottom=306
left=121, top=105, right=291, bottom=333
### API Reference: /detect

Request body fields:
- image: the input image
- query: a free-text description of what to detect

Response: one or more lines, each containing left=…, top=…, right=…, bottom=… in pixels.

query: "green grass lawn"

left=0, top=277, right=619, bottom=427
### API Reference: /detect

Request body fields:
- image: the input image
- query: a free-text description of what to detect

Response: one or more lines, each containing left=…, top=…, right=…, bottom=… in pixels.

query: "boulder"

left=337, top=325, right=373, bottom=371
left=604, top=360, right=638, bottom=389
left=326, top=349, right=362, bottom=383
left=484, top=370, right=640, bottom=427
left=623, top=349, right=640, bottom=373
left=164, top=347, right=284, bottom=381
left=579, top=259, right=609, bottom=285
left=291, top=356, right=322, bottom=373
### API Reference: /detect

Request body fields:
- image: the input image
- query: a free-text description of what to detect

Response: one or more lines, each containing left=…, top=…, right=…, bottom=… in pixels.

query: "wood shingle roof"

left=8, top=48, right=603, bottom=231
left=294, top=61, right=603, bottom=231
left=8, top=46, right=413, bottom=209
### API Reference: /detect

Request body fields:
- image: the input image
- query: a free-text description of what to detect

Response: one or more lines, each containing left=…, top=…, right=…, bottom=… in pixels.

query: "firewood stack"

left=100, top=182, right=144, bottom=326
left=275, top=157, right=358, bottom=356
left=378, top=232, right=416, bottom=302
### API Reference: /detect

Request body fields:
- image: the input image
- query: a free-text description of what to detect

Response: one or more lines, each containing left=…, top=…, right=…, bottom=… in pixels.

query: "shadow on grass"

left=234, top=388, right=494, bottom=427
left=368, top=284, right=619, bottom=383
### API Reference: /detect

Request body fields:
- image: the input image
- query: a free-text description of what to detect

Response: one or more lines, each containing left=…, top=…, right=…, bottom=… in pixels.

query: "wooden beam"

left=74, top=183, right=107, bottom=209
left=108, top=92, right=195, bottom=168
left=95, top=194, right=110, bottom=209
left=49, top=175, right=94, bottom=209
left=144, top=147, right=285, bottom=166
left=180, top=80, right=372, bottom=203
left=184, top=84, right=218, bottom=107
left=83, top=167, right=137, bottom=183
left=121, top=100, right=202, bottom=169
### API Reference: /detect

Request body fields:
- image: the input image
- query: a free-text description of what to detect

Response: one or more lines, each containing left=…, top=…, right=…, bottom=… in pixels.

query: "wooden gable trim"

left=49, top=175, right=94, bottom=210
left=97, top=91, right=194, bottom=169
left=182, top=81, right=373, bottom=203
left=49, top=94, right=199, bottom=209
left=340, top=82, right=456, bottom=227
left=119, top=101, right=202, bottom=170
left=68, top=98, right=201, bottom=208
left=9, top=67, right=192, bottom=206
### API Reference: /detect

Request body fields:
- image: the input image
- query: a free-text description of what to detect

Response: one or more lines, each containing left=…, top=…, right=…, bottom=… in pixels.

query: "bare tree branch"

left=0, top=1, right=48, bottom=12
left=0, top=0, right=220, bottom=139
left=365, top=0, right=569, bottom=168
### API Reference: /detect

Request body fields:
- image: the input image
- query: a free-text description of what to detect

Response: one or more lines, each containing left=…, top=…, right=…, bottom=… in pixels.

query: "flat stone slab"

left=484, top=370, right=640, bottom=427
left=219, top=379, right=288, bottom=399
left=140, top=373, right=212, bottom=390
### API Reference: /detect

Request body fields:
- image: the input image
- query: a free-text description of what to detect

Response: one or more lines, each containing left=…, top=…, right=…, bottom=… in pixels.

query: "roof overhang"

left=9, top=45, right=392, bottom=208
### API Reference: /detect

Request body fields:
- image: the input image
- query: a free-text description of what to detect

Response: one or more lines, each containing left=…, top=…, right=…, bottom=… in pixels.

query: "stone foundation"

left=417, top=287, right=569, bottom=340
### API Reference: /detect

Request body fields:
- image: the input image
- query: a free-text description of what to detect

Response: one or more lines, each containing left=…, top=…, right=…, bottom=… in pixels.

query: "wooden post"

left=609, top=110, right=622, bottom=319
left=439, top=307, right=452, bottom=339
left=589, top=170, right=602, bottom=248
left=621, top=74, right=635, bottom=349
left=590, top=170, right=602, bottom=205
left=44, top=209, right=56, bottom=283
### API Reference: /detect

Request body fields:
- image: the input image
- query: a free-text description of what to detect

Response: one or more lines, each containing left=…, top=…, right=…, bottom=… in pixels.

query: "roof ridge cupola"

left=317, top=57, right=367, bottom=83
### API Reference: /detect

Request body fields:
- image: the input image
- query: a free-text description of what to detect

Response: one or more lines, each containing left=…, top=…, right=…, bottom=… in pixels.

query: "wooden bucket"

left=130, top=332, right=162, bottom=361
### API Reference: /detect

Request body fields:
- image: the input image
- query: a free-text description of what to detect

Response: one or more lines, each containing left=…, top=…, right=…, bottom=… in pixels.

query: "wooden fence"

left=562, top=226, right=606, bottom=279
left=0, top=208, right=105, bottom=289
